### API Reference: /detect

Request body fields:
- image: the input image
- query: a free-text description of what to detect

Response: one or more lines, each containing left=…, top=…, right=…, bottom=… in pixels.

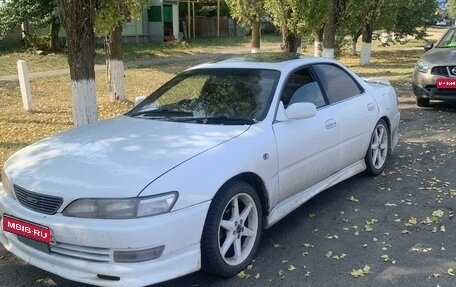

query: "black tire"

left=416, top=97, right=430, bottom=107
left=364, top=119, right=390, bottom=176
left=201, top=180, right=262, bottom=277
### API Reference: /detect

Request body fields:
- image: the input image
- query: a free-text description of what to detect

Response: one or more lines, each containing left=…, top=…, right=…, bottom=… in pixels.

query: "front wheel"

left=364, top=119, right=389, bottom=176
left=201, top=180, right=262, bottom=277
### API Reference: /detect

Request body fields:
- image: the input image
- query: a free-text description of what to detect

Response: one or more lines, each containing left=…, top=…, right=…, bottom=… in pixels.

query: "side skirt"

left=266, top=160, right=366, bottom=227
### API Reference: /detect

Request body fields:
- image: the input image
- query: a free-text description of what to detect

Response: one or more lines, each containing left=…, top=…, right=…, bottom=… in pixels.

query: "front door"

left=273, top=67, right=340, bottom=202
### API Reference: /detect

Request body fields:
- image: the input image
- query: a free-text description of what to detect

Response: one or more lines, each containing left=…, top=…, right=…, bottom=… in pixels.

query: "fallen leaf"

left=325, top=251, right=333, bottom=258
left=448, top=268, right=455, bottom=276
left=432, top=210, right=444, bottom=218
left=255, top=273, right=260, bottom=279
left=350, top=265, right=372, bottom=278
left=288, top=265, right=297, bottom=271
left=237, top=271, right=249, bottom=279
left=348, top=196, right=359, bottom=202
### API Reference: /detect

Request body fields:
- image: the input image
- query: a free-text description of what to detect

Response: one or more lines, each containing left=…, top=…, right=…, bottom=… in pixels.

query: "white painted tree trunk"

left=110, top=59, right=126, bottom=101
left=251, top=47, right=260, bottom=54
left=314, top=41, right=323, bottom=57
left=72, top=79, right=98, bottom=127
left=322, top=48, right=334, bottom=59
left=360, top=42, right=372, bottom=66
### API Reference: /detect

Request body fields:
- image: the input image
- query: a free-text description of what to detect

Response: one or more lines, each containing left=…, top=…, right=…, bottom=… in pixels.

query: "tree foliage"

left=391, top=0, right=436, bottom=39
left=94, top=0, right=147, bottom=35
left=450, top=0, right=456, bottom=17
left=225, top=0, right=265, bottom=51
left=225, top=0, right=265, bottom=24
left=265, top=0, right=319, bottom=52
left=0, top=0, right=56, bottom=36
left=0, top=0, right=60, bottom=50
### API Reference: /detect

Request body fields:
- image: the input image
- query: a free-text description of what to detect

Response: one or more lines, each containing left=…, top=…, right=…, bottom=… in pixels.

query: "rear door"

left=312, top=64, right=378, bottom=170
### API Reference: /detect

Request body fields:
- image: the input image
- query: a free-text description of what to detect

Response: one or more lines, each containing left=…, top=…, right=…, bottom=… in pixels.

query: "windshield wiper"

left=185, top=116, right=257, bottom=125
left=128, top=109, right=193, bottom=118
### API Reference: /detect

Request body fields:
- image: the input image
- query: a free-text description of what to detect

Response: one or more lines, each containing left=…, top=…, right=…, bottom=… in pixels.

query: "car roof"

left=189, top=52, right=340, bottom=72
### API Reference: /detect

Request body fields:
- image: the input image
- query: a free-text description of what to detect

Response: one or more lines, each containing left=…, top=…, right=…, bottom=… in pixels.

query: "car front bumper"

left=0, top=184, right=210, bottom=287
left=412, top=71, right=456, bottom=101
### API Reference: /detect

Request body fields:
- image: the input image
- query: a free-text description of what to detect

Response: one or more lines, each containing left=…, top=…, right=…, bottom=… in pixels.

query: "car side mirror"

left=134, top=96, right=147, bottom=106
left=285, top=102, right=317, bottom=120
left=423, top=42, right=434, bottom=52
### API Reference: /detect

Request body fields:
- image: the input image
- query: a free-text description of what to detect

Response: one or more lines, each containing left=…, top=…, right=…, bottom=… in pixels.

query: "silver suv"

left=412, top=27, right=456, bottom=107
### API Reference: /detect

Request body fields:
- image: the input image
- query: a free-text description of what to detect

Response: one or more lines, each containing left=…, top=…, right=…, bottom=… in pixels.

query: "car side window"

left=312, top=64, right=363, bottom=104
left=281, top=68, right=326, bottom=108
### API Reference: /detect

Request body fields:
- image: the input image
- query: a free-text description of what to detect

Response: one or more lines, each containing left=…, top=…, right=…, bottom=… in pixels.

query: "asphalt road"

left=1, top=89, right=455, bottom=287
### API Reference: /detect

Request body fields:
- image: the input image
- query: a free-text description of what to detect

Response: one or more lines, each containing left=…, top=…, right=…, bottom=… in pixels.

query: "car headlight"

left=416, top=61, right=429, bottom=73
left=1, top=169, right=12, bottom=197
left=63, top=192, right=178, bottom=219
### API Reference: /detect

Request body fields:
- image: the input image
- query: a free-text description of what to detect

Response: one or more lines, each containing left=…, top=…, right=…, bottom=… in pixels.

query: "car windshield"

left=127, top=68, right=280, bottom=125
left=436, top=29, right=456, bottom=48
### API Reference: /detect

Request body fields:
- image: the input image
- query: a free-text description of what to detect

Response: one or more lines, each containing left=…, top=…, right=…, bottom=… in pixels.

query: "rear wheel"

left=201, top=180, right=262, bottom=277
left=365, top=119, right=389, bottom=176
left=416, top=97, right=430, bottom=107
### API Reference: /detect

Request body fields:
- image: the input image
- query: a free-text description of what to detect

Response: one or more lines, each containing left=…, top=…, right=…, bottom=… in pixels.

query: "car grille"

left=14, top=185, right=63, bottom=215
left=431, top=66, right=456, bottom=77
left=50, top=242, right=111, bottom=262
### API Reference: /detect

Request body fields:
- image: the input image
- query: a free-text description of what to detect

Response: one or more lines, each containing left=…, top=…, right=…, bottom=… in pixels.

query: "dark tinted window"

left=313, top=64, right=362, bottom=104
left=281, top=68, right=326, bottom=108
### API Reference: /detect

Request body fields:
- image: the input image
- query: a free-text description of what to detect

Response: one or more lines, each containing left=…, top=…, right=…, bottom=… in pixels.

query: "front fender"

left=140, top=124, right=279, bottom=211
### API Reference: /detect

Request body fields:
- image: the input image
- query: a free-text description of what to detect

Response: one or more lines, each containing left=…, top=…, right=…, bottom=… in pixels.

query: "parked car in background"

left=0, top=53, right=400, bottom=287
left=436, top=19, right=447, bottom=26
left=412, top=27, right=456, bottom=107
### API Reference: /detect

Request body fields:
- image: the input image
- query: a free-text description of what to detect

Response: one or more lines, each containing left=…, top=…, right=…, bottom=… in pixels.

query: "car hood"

left=5, top=116, right=249, bottom=201
left=421, top=48, right=456, bottom=65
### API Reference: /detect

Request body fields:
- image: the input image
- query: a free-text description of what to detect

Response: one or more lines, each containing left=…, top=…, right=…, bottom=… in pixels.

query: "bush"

left=23, top=33, right=51, bottom=52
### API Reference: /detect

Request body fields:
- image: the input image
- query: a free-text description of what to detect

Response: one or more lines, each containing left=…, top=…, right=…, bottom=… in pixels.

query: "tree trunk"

left=105, top=25, right=126, bottom=101
left=314, top=27, right=324, bottom=57
left=323, top=1, right=337, bottom=59
left=58, top=0, right=98, bottom=127
left=251, top=20, right=261, bottom=53
left=350, top=30, right=362, bottom=56
left=360, top=25, right=373, bottom=66
left=281, top=26, right=300, bottom=53
left=49, top=16, right=60, bottom=52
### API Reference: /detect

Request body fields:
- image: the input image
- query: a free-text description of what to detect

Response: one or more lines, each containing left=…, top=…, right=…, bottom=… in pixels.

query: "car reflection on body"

left=412, top=27, right=456, bottom=107
left=0, top=53, right=400, bottom=287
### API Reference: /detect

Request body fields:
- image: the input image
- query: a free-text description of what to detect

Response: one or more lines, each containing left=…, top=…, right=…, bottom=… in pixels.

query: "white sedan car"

left=0, top=54, right=400, bottom=287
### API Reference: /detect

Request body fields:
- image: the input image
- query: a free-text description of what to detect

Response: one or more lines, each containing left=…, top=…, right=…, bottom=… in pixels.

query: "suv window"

left=312, top=64, right=363, bottom=104
left=436, top=28, right=456, bottom=48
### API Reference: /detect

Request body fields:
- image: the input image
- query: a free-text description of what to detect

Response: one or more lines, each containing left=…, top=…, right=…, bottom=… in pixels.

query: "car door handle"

left=367, top=103, right=376, bottom=111
left=325, top=118, right=337, bottom=129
